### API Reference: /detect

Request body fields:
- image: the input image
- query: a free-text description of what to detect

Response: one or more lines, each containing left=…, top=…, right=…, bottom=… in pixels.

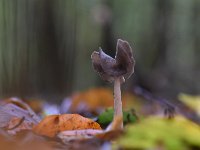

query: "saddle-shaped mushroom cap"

left=91, top=39, right=135, bottom=83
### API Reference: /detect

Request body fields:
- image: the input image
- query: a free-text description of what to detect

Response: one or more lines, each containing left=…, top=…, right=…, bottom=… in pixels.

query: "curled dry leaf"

left=33, top=114, right=102, bottom=138
left=6, top=117, right=34, bottom=135
left=0, top=97, right=40, bottom=124
left=0, top=97, right=40, bottom=134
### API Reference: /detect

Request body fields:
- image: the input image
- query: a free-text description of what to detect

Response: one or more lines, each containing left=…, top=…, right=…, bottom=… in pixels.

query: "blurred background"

left=0, top=0, right=200, bottom=102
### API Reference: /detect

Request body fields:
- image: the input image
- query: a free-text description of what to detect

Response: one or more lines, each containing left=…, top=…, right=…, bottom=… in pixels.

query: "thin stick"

left=113, top=77, right=123, bottom=129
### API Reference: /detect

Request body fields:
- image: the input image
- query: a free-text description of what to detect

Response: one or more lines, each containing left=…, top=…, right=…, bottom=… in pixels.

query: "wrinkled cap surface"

left=91, top=39, right=135, bottom=83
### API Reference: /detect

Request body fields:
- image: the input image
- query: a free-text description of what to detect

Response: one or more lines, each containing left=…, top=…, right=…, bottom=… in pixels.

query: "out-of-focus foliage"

left=117, top=116, right=200, bottom=150
left=68, top=88, right=168, bottom=117
left=69, top=88, right=114, bottom=115
left=97, top=108, right=138, bottom=128
left=179, top=93, right=200, bottom=116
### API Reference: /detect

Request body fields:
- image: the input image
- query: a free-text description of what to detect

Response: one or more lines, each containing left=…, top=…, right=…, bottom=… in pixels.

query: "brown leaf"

left=0, top=129, right=54, bottom=150
left=69, top=88, right=135, bottom=115
left=26, top=98, right=44, bottom=114
left=33, top=114, right=102, bottom=138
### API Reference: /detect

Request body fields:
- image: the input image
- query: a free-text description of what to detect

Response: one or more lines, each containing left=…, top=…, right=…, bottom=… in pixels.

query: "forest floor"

left=0, top=87, right=200, bottom=150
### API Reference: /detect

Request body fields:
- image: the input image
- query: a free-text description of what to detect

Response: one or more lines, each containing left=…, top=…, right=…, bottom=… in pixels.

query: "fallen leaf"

left=33, top=114, right=102, bottom=138
left=116, top=116, right=200, bottom=150
left=96, top=129, right=123, bottom=141
left=57, top=137, right=107, bottom=150
left=26, top=98, right=44, bottom=114
left=69, top=88, right=138, bottom=116
left=6, top=117, right=34, bottom=135
left=69, top=88, right=114, bottom=115
left=58, top=129, right=103, bottom=142
left=0, top=129, right=54, bottom=150
left=0, top=98, right=40, bottom=134
left=58, top=129, right=123, bottom=144
left=178, top=93, right=200, bottom=116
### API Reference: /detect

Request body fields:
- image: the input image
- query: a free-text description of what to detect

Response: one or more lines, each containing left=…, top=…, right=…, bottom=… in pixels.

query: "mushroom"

left=91, top=39, right=135, bottom=129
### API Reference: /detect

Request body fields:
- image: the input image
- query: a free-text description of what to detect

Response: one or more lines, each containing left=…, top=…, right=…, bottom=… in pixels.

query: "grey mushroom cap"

left=91, top=39, right=135, bottom=83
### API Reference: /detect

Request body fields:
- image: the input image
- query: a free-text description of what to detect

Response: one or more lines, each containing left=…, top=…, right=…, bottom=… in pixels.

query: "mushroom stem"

left=113, top=77, right=123, bottom=129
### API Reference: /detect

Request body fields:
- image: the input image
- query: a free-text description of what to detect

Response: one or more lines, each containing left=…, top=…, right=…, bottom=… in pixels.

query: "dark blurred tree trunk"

left=0, top=0, right=77, bottom=101
left=135, top=0, right=172, bottom=95
left=153, top=0, right=171, bottom=67
left=193, top=1, right=200, bottom=65
left=101, top=0, right=115, bottom=58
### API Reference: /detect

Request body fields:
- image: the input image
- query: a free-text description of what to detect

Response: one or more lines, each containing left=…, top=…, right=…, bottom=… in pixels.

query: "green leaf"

left=97, top=108, right=138, bottom=128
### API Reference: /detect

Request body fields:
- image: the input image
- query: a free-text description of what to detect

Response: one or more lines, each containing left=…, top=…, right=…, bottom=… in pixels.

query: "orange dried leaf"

left=69, top=88, right=136, bottom=115
left=33, top=114, right=102, bottom=137
left=26, top=99, right=44, bottom=114
left=70, top=88, right=114, bottom=113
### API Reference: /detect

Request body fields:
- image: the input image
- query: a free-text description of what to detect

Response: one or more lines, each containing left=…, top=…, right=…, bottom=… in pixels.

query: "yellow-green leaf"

left=178, top=93, right=200, bottom=116
left=117, top=116, right=200, bottom=150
